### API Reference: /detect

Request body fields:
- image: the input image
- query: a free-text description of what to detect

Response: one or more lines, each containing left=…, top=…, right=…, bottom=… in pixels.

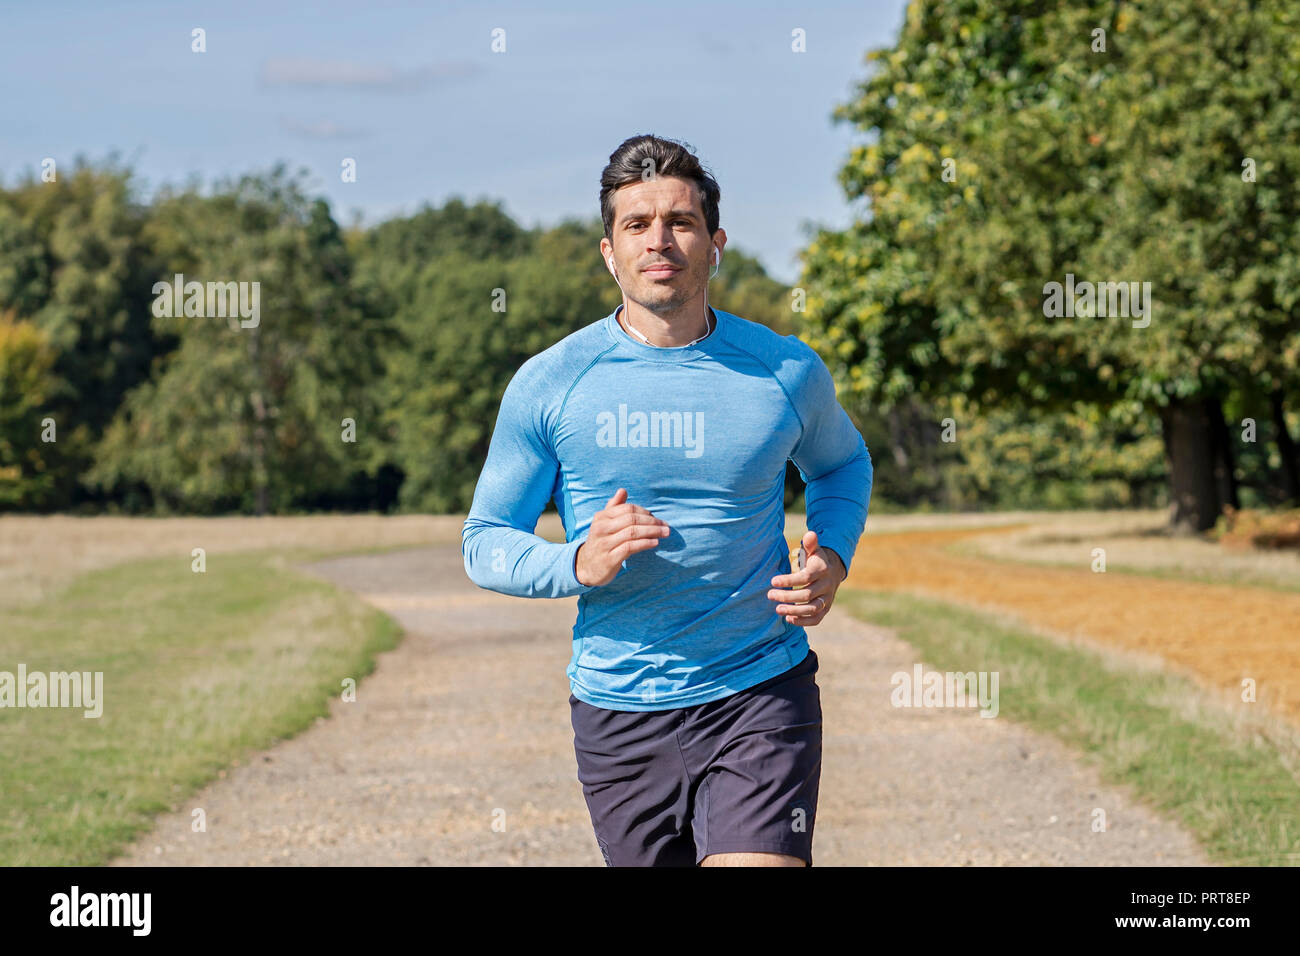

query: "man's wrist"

left=824, top=547, right=847, bottom=582
left=572, top=541, right=586, bottom=587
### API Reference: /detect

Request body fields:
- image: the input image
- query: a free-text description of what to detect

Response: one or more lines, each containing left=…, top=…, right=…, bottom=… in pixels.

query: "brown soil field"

left=844, top=526, right=1300, bottom=724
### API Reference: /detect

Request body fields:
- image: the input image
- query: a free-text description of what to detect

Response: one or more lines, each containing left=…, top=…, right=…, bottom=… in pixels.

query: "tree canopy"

left=799, top=0, right=1300, bottom=529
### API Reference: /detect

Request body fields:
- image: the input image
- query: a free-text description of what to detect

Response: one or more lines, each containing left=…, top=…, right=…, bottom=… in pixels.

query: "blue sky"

left=0, top=0, right=907, bottom=285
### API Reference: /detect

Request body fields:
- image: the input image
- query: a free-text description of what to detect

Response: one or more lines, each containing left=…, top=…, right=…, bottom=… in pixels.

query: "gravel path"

left=109, top=544, right=1210, bottom=866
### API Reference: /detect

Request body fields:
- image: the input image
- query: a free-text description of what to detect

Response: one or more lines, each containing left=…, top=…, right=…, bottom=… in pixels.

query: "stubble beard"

left=632, top=261, right=706, bottom=318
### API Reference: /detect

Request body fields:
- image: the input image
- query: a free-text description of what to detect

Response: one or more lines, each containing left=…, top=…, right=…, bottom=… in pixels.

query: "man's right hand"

left=574, top=487, right=670, bottom=587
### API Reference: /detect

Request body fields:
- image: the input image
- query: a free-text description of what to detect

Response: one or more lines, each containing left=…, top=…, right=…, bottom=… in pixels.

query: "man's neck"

left=618, top=302, right=714, bottom=348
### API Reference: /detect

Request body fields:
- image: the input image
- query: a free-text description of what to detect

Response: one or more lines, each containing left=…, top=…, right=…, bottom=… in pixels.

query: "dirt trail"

left=110, top=544, right=1209, bottom=866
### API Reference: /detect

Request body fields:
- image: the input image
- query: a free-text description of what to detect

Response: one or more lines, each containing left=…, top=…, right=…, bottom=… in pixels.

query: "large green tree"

left=89, top=166, right=393, bottom=514
left=802, top=0, right=1300, bottom=530
left=0, top=160, right=168, bottom=507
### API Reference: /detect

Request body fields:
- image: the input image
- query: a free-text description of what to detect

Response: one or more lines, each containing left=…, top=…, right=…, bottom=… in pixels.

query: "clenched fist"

left=574, top=488, right=671, bottom=587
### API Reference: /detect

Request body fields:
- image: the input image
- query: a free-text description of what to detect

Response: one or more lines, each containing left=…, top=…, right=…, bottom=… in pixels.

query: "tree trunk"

left=247, top=332, right=270, bottom=516
left=1159, top=396, right=1223, bottom=534
left=886, top=404, right=911, bottom=471
left=1270, top=388, right=1300, bottom=505
left=250, top=387, right=270, bottom=516
left=1206, top=395, right=1239, bottom=511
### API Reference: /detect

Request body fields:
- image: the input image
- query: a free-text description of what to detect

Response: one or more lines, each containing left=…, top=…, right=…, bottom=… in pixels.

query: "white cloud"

left=277, top=116, right=368, bottom=140
left=260, top=58, right=480, bottom=91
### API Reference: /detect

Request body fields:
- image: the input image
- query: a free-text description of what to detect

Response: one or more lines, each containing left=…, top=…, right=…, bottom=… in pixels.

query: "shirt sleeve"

left=461, top=360, right=596, bottom=599
left=786, top=340, right=873, bottom=577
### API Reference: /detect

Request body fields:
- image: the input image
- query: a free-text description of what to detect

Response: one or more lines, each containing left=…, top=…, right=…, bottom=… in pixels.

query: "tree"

left=0, top=311, right=69, bottom=509
left=801, top=0, right=1300, bottom=531
left=0, top=159, right=168, bottom=506
left=88, top=166, right=394, bottom=514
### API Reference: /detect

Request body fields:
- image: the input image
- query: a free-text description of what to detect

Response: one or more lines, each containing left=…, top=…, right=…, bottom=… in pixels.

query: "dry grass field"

left=838, top=510, right=1300, bottom=724
left=0, top=514, right=466, bottom=609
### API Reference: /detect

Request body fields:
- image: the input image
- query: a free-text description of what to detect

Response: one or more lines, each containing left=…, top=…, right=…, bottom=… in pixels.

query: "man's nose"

left=645, top=221, right=674, bottom=249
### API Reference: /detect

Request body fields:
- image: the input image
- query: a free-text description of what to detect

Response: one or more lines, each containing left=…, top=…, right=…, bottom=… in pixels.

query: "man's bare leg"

left=699, top=852, right=806, bottom=867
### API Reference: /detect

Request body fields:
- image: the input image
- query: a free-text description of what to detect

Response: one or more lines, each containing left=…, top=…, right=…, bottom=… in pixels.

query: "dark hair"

left=599, top=134, right=721, bottom=241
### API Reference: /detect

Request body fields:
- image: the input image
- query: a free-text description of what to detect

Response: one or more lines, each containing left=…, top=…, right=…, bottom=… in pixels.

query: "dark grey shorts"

left=569, top=648, right=822, bottom=866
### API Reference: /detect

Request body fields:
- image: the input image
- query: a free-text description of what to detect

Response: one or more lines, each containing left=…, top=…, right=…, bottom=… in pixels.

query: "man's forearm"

left=462, top=518, right=593, bottom=599
left=804, top=443, right=873, bottom=578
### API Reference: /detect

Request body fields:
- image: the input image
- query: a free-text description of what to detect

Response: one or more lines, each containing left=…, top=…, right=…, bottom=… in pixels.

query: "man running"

left=461, top=133, right=873, bottom=867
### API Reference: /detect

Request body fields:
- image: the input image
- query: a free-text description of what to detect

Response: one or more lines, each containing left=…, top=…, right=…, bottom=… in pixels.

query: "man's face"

left=601, top=176, right=723, bottom=315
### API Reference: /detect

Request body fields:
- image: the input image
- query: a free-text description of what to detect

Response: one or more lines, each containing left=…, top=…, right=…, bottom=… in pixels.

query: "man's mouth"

left=643, top=264, right=681, bottom=276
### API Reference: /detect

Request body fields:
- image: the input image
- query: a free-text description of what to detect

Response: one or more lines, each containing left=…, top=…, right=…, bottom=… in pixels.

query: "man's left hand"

left=767, top=529, right=845, bottom=626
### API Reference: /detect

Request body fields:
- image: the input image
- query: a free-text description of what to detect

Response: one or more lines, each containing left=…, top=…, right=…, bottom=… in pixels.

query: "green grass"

left=0, top=552, right=400, bottom=866
left=836, top=587, right=1300, bottom=866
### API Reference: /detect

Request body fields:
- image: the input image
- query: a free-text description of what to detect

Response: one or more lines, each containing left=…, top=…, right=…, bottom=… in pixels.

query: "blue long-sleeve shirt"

left=462, top=304, right=872, bottom=711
